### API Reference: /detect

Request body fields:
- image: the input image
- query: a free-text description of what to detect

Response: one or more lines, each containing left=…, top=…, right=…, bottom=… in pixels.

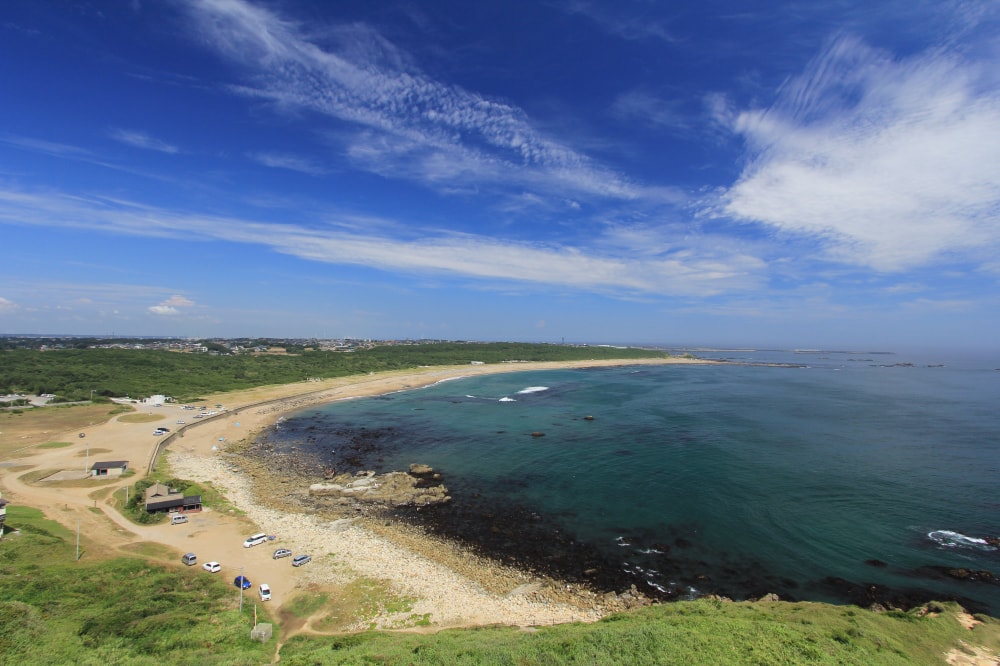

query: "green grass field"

left=2, top=505, right=998, bottom=665
left=0, top=506, right=274, bottom=665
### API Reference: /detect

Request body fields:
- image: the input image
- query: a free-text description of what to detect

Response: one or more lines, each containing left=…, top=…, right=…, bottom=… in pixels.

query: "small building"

left=0, top=492, right=8, bottom=535
left=143, top=483, right=202, bottom=514
left=91, top=460, right=129, bottom=477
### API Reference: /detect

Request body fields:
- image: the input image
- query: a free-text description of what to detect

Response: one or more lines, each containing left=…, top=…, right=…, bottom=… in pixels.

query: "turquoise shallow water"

left=267, top=350, right=1000, bottom=613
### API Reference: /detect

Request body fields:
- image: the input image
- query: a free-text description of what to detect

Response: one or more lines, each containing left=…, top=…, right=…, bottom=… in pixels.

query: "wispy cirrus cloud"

left=0, top=186, right=764, bottom=298
left=184, top=0, right=640, bottom=201
left=248, top=151, right=326, bottom=175
left=714, top=34, right=1000, bottom=272
left=109, top=128, right=180, bottom=154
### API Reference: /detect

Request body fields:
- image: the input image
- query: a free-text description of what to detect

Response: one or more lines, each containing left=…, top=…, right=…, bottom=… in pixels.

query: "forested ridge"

left=0, top=342, right=666, bottom=402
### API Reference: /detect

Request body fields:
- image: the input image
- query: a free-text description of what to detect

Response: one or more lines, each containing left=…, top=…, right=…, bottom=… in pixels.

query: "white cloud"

left=0, top=187, right=764, bottom=298
left=0, top=296, right=19, bottom=313
left=185, top=0, right=639, bottom=201
left=149, top=294, right=194, bottom=315
left=162, top=295, right=195, bottom=307
left=717, top=35, right=1000, bottom=272
left=109, top=128, right=180, bottom=154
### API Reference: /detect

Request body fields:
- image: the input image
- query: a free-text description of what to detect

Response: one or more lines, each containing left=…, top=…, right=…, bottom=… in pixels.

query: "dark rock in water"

left=674, top=537, right=693, bottom=549
left=865, top=559, right=888, bottom=568
left=531, top=431, right=545, bottom=437
left=919, top=565, right=998, bottom=584
left=985, top=536, right=1000, bottom=547
left=818, top=575, right=987, bottom=614
left=583, top=415, right=595, bottom=421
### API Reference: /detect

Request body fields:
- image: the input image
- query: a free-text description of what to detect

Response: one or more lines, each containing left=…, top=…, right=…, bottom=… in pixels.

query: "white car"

left=243, top=533, right=268, bottom=548
left=258, top=584, right=271, bottom=601
left=202, top=561, right=221, bottom=573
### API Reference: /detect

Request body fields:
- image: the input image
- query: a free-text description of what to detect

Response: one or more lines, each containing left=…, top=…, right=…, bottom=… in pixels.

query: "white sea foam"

left=927, top=530, right=997, bottom=550
left=517, top=386, right=550, bottom=394
left=498, top=397, right=516, bottom=402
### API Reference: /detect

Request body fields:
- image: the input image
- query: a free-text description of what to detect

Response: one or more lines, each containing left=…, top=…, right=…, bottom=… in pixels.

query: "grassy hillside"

left=0, top=342, right=666, bottom=402
left=2, top=505, right=997, bottom=665
left=0, top=506, right=273, bottom=665
left=276, top=601, right=1000, bottom=665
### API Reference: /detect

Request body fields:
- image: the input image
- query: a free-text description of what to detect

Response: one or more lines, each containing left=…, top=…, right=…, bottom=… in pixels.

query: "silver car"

left=292, top=554, right=311, bottom=567
left=273, top=548, right=292, bottom=559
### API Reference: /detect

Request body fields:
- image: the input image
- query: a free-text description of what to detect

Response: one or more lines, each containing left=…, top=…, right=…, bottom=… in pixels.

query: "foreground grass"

left=1, top=506, right=999, bottom=665
left=0, top=506, right=274, bottom=665
left=278, top=600, right=1000, bottom=665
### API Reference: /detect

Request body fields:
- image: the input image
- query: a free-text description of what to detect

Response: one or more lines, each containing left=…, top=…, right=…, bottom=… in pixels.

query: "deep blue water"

left=265, top=349, right=1000, bottom=613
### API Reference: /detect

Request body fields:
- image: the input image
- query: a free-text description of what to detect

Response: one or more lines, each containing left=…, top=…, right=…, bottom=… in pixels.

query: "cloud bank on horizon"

left=0, top=0, right=998, bottom=348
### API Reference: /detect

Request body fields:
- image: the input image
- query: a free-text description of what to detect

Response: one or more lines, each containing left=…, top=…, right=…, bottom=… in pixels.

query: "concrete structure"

left=91, top=460, right=129, bottom=477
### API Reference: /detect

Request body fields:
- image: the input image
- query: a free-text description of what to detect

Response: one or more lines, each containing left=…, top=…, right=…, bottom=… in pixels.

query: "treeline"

left=0, top=342, right=666, bottom=402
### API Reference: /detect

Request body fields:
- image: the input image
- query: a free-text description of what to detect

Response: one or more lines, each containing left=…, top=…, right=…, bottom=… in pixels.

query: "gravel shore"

left=169, top=449, right=607, bottom=629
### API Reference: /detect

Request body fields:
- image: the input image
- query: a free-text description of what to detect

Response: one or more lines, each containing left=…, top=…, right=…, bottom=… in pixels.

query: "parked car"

left=176, top=420, right=185, bottom=424
left=273, top=548, right=292, bottom=559
left=170, top=514, right=188, bottom=525
left=153, top=429, right=166, bottom=435
left=258, top=584, right=271, bottom=601
left=181, top=553, right=197, bottom=566
left=202, top=561, right=221, bottom=573
left=234, top=575, right=251, bottom=590
left=292, top=554, right=311, bottom=567
left=243, top=533, right=268, bottom=548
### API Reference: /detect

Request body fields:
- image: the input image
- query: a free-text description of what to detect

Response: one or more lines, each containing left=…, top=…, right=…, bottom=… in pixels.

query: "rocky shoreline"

left=229, top=422, right=996, bottom=618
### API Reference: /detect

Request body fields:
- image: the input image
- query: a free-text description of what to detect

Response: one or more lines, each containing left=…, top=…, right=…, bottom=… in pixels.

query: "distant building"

left=91, top=460, right=129, bottom=477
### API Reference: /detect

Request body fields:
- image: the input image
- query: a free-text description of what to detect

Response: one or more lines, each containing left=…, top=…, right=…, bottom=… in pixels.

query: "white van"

left=171, top=514, right=188, bottom=525
left=243, top=533, right=268, bottom=548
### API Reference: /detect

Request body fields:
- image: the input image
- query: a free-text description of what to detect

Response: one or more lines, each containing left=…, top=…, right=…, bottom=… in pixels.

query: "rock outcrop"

left=309, top=466, right=451, bottom=507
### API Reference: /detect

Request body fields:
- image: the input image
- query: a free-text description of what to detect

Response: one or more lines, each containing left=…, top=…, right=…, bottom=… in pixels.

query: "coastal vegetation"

left=1, top=504, right=996, bottom=664
left=0, top=506, right=272, bottom=665
left=0, top=342, right=666, bottom=402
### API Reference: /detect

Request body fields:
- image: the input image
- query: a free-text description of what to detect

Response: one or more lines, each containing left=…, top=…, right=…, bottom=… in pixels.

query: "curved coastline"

left=166, top=356, right=716, bottom=628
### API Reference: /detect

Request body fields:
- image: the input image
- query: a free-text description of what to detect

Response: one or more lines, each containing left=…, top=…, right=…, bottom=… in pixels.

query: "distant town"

left=0, top=335, right=481, bottom=354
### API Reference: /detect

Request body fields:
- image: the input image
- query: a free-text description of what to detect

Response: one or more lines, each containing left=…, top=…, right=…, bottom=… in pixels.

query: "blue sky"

left=1, top=1, right=999, bottom=350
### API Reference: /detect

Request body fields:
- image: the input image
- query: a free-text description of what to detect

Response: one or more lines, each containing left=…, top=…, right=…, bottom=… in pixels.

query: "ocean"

left=262, top=349, right=1000, bottom=614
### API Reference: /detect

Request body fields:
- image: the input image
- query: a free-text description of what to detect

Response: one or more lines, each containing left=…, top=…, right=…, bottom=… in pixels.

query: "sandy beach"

left=0, top=357, right=710, bottom=632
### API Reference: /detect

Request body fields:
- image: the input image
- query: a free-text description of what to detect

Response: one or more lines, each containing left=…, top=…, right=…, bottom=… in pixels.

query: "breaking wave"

left=927, top=530, right=998, bottom=551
